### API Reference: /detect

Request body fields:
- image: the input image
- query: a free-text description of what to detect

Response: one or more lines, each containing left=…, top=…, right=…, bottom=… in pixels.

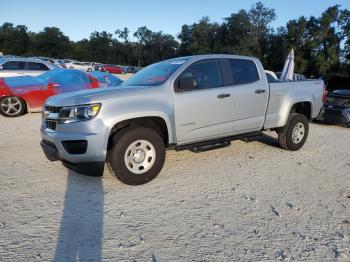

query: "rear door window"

left=227, top=59, right=259, bottom=85
left=27, top=62, right=49, bottom=71
left=2, top=61, right=26, bottom=70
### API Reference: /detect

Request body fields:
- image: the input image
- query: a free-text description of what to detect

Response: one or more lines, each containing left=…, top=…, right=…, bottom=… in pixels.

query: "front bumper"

left=40, top=118, right=109, bottom=175
left=323, top=105, right=350, bottom=125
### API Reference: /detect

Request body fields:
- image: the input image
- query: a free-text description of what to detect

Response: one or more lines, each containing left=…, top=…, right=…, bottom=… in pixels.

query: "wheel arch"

left=289, top=101, right=312, bottom=120
left=107, top=115, right=172, bottom=151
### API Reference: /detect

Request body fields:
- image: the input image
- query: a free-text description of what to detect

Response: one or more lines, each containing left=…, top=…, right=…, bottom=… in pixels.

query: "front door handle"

left=255, top=89, right=266, bottom=94
left=217, top=93, right=231, bottom=99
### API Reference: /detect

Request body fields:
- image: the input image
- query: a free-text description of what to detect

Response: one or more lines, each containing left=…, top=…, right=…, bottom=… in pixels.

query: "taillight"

left=322, top=86, right=328, bottom=103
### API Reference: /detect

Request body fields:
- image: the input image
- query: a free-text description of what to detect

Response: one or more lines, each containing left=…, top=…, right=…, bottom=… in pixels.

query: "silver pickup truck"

left=40, top=55, right=324, bottom=185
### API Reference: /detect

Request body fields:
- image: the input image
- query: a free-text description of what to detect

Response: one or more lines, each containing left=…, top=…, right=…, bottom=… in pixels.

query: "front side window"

left=228, top=59, right=259, bottom=85
left=176, top=59, right=223, bottom=91
left=2, top=61, right=25, bottom=70
left=28, top=62, right=49, bottom=71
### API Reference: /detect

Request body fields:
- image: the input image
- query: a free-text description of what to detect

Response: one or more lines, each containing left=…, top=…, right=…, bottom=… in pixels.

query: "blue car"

left=88, top=71, right=123, bottom=88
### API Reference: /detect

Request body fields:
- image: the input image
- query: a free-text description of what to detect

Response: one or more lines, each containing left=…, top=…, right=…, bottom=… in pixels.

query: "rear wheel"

left=107, top=126, right=166, bottom=185
left=278, top=113, right=309, bottom=151
left=87, top=68, right=92, bottom=72
left=0, top=96, right=26, bottom=117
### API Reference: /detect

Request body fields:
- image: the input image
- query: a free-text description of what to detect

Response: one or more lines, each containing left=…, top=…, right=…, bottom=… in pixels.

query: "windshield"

left=122, top=58, right=189, bottom=86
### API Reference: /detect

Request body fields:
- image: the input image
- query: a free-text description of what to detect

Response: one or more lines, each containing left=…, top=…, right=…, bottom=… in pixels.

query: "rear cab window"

left=227, top=59, right=260, bottom=85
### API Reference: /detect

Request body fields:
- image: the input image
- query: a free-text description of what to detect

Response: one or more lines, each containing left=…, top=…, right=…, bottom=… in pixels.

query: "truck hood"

left=45, top=85, right=143, bottom=107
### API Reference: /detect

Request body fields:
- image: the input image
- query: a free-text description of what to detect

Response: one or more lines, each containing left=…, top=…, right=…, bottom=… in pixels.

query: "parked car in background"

left=0, top=69, right=99, bottom=117
left=101, top=64, right=124, bottom=74
left=0, top=58, right=58, bottom=77
left=125, top=66, right=140, bottom=74
left=64, top=61, right=93, bottom=72
left=94, top=63, right=104, bottom=71
left=40, top=54, right=324, bottom=185
left=88, top=71, right=124, bottom=87
left=317, top=75, right=350, bottom=126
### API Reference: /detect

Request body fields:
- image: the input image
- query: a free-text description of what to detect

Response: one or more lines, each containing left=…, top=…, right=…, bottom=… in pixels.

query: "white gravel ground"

left=0, top=114, right=349, bottom=261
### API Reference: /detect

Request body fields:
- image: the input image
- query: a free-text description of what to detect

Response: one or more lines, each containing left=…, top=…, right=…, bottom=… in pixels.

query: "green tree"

left=30, top=27, right=70, bottom=58
left=115, top=27, right=130, bottom=42
left=0, top=23, right=30, bottom=55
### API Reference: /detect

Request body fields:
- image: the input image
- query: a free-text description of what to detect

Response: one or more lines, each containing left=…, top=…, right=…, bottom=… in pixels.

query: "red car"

left=0, top=69, right=99, bottom=117
left=101, top=64, right=124, bottom=74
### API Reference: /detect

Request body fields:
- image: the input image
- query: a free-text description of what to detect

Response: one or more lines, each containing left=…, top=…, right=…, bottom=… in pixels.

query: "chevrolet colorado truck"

left=40, top=55, right=324, bottom=185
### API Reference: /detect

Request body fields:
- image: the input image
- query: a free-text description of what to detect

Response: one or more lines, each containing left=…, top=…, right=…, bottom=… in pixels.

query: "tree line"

left=0, top=2, right=349, bottom=78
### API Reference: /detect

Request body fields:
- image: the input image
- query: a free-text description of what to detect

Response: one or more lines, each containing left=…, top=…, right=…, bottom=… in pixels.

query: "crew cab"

left=40, top=55, right=324, bottom=185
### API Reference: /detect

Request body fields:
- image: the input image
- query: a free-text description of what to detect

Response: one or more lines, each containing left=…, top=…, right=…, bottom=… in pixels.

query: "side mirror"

left=175, top=76, right=198, bottom=92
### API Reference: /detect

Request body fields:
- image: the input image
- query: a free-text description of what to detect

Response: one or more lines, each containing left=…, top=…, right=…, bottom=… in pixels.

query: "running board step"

left=174, top=132, right=262, bottom=152
left=190, top=141, right=231, bottom=153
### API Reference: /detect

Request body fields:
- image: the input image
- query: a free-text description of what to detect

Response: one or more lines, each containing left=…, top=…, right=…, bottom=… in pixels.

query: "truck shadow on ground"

left=53, top=170, right=104, bottom=262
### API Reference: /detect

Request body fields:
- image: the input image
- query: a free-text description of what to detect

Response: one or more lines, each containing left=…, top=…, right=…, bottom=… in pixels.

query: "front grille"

left=45, top=119, right=58, bottom=131
left=44, top=105, right=62, bottom=131
left=324, top=109, right=348, bottom=123
left=45, top=106, right=62, bottom=113
left=327, top=97, right=350, bottom=107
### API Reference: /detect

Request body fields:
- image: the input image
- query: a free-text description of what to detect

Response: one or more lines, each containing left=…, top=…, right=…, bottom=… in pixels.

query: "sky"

left=1, top=0, right=350, bottom=42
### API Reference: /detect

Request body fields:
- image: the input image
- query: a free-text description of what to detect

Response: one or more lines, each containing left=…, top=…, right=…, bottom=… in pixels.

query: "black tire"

left=87, top=68, right=92, bottom=72
left=0, top=96, right=26, bottom=117
left=107, top=126, right=166, bottom=185
left=278, top=113, right=309, bottom=151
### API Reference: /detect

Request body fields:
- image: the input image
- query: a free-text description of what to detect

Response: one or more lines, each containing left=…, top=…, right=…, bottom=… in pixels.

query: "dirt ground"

left=0, top=114, right=349, bottom=261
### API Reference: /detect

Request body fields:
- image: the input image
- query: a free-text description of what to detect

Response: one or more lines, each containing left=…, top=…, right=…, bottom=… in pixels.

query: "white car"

left=64, top=61, right=93, bottom=72
left=0, top=58, right=58, bottom=77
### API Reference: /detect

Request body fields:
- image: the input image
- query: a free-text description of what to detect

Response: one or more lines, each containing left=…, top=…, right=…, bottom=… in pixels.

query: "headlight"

left=59, top=104, right=101, bottom=124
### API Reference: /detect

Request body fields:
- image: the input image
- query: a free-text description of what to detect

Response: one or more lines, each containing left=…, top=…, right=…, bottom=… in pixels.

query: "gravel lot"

left=0, top=114, right=349, bottom=261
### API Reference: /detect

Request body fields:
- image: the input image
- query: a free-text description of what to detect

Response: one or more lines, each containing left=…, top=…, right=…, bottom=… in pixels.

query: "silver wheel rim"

left=124, top=140, right=156, bottom=174
left=1, top=97, right=22, bottom=116
left=292, top=122, right=305, bottom=144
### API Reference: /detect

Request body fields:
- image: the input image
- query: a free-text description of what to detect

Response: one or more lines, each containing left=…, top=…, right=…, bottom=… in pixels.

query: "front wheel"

left=0, top=96, right=26, bottom=117
left=278, top=113, right=309, bottom=151
left=107, top=126, right=166, bottom=185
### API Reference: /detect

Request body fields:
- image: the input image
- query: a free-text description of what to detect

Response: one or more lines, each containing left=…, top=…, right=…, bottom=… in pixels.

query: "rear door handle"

left=217, top=93, right=231, bottom=99
left=255, top=89, right=266, bottom=94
